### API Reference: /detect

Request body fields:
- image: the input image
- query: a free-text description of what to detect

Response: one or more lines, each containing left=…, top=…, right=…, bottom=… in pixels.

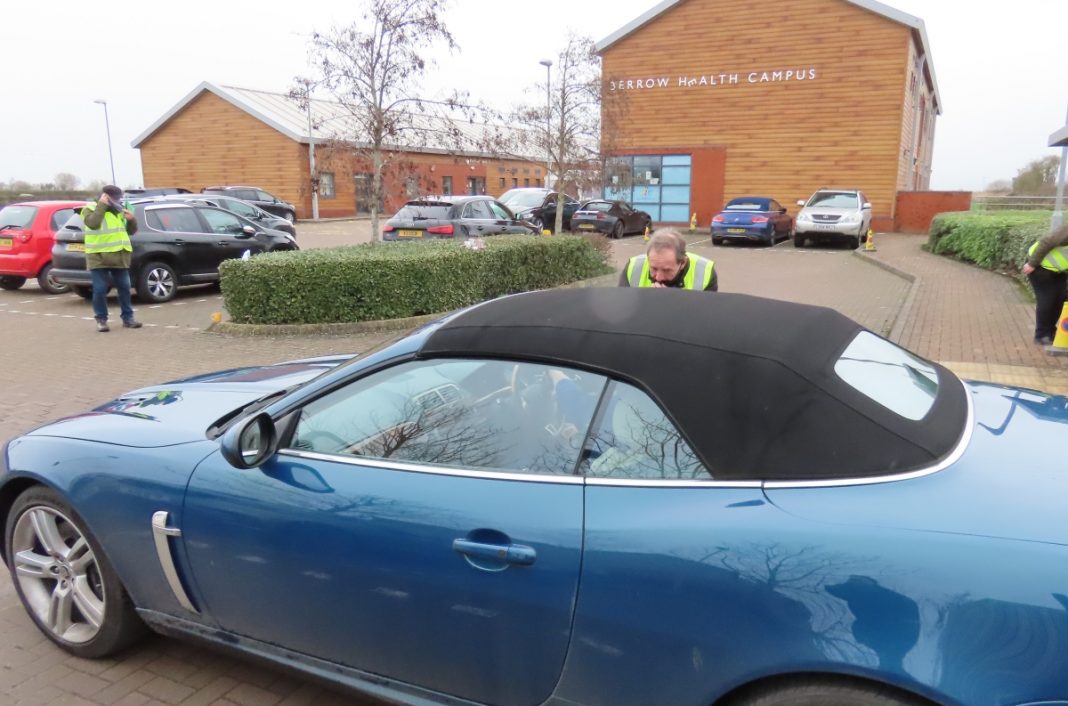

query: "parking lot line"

left=149, top=305, right=162, bottom=309
left=20, top=300, right=34, bottom=304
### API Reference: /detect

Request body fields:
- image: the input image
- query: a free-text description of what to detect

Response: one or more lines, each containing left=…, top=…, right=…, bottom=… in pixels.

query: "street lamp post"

left=92, top=99, right=116, bottom=185
left=539, top=59, right=552, bottom=189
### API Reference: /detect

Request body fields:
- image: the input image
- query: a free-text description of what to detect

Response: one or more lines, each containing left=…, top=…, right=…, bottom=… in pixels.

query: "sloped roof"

left=595, top=0, right=941, bottom=114
left=132, top=82, right=537, bottom=158
left=1051, top=124, right=1068, bottom=148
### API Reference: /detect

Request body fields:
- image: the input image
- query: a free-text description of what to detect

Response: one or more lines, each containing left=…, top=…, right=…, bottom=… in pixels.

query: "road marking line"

left=165, top=325, right=179, bottom=329
left=9, top=310, right=19, bottom=313
left=196, top=299, right=207, bottom=302
left=44, top=313, right=56, bottom=317
left=149, top=305, right=162, bottom=309
left=20, top=300, right=34, bottom=304
left=47, top=297, right=61, bottom=301
left=689, top=238, right=711, bottom=246
left=146, top=323, right=159, bottom=327
left=62, top=315, right=76, bottom=318
left=81, top=317, right=94, bottom=321
left=172, top=302, right=185, bottom=306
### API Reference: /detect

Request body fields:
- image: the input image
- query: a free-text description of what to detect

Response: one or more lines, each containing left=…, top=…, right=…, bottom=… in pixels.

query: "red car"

left=0, top=200, right=86, bottom=294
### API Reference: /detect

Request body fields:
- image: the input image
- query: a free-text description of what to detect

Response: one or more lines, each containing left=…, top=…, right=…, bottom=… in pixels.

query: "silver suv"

left=793, top=189, right=872, bottom=249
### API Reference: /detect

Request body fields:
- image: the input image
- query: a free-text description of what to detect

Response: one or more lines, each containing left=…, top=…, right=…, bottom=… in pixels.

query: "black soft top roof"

left=420, top=288, right=967, bottom=481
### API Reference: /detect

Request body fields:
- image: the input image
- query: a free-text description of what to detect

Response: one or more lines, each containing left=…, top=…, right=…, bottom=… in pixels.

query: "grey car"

left=793, top=189, right=872, bottom=249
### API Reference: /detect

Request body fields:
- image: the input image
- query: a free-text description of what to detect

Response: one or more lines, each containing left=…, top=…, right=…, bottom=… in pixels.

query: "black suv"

left=201, top=186, right=297, bottom=222
left=144, top=194, right=296, bottom=238
left=499, top=188, right=581, bottom=232
left=124, top=187, right=192, bottom=197
left=51, top=201, right=298, bottom=302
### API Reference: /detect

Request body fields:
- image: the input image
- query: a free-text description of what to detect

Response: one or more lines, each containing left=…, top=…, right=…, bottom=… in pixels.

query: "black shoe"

left=122, top=319, right=143, bottom=329
left=95, top=319, right=110, bottom=333
left=1035, top=336, right=1054, bottom=345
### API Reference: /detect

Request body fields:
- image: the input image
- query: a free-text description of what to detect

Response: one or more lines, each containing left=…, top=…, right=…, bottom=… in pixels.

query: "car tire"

left=766, top=229, right=776, bottom=247
left=4, top=486, right=148, bottom=659
left=529, top=216, right=544, bottom=232
left=36, top=264, right=70, bottom=295
left=793, top=234, right=805, bottom=248
left=72, top=285, right=93, bottom=300
left=612, top=221, right=624, bottom=240
left=723, top=678, right=924, bottom=706
left=712, top=237, right=723, bottom=246
left=849, top=235, right=861, bottom=250
left=0, top=275, right=27, bottom=291
left=137, top=261, right=178, bottom=303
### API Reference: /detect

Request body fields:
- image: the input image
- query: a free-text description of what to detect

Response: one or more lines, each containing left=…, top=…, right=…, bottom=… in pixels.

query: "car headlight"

left=797, top=213, right=812, bottom=223
left=840, top=213, right=860, bottom=225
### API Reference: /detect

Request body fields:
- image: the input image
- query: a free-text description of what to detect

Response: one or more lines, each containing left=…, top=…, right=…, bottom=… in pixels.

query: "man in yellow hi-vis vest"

left=1022, top=224, right=1068, bottom=345
left=82, top=185, right=141, bottom=333
left=619, top=230, right=717, bottom=291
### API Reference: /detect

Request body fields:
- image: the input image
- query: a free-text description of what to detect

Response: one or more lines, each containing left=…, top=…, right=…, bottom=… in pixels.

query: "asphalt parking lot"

left=0, top=220, right=1059, bottom=705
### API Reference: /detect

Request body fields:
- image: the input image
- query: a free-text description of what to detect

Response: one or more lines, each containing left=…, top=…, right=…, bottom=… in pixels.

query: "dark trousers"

left=90, top=268, right=135, bottom=323
left=1028, top=267, right=1068, bottom=341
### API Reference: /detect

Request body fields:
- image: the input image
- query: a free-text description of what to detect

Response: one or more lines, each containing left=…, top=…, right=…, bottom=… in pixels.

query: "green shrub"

left=927, top=210, right=1051, bottom=271
left=220, top=235, right=612, bottom=325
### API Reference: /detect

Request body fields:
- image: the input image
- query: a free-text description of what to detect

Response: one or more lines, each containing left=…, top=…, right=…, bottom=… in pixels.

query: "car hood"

left=24, top=355, right=353, bottom=448
left=766, top=380, right=1068, bottom=546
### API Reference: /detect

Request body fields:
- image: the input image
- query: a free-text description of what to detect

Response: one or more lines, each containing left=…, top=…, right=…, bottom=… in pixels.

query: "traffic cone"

left=1048, top=302, right=1068, bottom=356
left=643, top=224, right=650, bottom=241
left=689, top=213, right=697, bottom=233
left=864, top=229, right=877, bottom=252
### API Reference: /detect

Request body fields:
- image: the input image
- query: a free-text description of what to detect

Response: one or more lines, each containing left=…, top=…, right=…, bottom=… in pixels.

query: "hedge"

left=219, top=235, right=612, bottom=325
left=927, top=210, right=1051, bottom=271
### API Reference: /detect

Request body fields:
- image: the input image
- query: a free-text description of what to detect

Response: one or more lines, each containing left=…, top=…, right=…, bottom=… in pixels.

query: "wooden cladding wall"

left=601, top=0, right=920, bottom=221
left=140, top=92, right=306, bottom=210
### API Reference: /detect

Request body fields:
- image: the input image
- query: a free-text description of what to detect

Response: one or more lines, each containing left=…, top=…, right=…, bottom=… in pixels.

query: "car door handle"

left=452, top=538, right=536, bottom=566
left=174, top=238, right=186, bottom=244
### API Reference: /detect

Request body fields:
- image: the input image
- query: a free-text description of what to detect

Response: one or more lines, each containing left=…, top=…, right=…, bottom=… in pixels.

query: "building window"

left=524, top=178, right=530, bottom=187
left=512, top=178, right=518, bottom=188
left=442, top=176, right=452, bottom=195
left=406, top=176, right=419, bottom=199
left=319, top=172, right=335, bottom=199
left=523, top=168, right=530, bottom=175
left=604, top=154, right=691, bottom=223
left=499, top=177, right=506, bottom=189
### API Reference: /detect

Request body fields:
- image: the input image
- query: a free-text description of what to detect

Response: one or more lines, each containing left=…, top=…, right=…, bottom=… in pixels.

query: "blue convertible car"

left=3, top=289, right=1068, bottom=706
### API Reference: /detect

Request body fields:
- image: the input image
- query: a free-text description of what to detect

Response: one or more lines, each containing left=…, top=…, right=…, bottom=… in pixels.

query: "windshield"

left=0, top=205, right=37, bottom=228
left=807, top=192, right=859, bottom=208
left=501, top=191, right=548, bottom=210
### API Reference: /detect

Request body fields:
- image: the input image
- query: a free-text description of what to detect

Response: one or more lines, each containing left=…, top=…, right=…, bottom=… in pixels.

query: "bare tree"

left=294, top=0, right=465, bottom=242
left=53, top=173, right=80, bottom=191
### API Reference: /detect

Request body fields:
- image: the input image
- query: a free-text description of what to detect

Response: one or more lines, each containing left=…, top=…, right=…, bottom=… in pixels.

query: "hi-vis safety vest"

left=1028, top=241, right=1068, bottom=273
left=626, top=254, right=715, bottom=290
left=81, top=203, right=132, bottom=255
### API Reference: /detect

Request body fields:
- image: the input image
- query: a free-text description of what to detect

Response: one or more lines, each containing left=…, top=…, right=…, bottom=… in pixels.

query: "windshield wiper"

left=0, top=224, right=21, bottom=231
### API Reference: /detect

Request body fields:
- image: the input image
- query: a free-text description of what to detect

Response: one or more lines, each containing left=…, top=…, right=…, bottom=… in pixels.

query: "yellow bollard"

left=211, top=311, right=222, bottom=323
left=1049, top=302, right=1068, bottom=356
left=689, top=213, right=697, bottom=233
left=541, top=228, right=552, bottom=236
left=643, top=224, right=650, bottom=241
left=864, top=229, right=877, bottom=252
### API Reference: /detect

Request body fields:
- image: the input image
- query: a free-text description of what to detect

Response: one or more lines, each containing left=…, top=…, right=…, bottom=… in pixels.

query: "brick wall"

left=894, top=191, right=972, bottom=233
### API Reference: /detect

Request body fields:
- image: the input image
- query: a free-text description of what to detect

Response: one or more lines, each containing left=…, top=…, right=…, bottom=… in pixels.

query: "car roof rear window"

left=395, top=203, right=452, bottom=219
left=582, top=202, right=612, bottom=212
left=834, top=331, right=939, bottom=420
left=725, top=198, right=770, bottom=210
left=0, top=205, right=37, bottom=228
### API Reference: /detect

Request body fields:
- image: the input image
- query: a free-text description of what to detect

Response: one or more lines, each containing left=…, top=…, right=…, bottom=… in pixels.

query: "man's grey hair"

left=646, top=229, right=687, bottom=262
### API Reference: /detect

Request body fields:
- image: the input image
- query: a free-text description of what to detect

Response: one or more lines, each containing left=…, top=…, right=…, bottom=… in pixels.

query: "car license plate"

left=814, top=223, right=837, bottom=231
left=0, top=237, right=12, bottom=248
left=66, top=243, right=85, bottom=251
left=578, top=223, right=595, bottom=230
left=727, top=228, right=747, bottom=234
left=397, top=230, right=422, bottom=238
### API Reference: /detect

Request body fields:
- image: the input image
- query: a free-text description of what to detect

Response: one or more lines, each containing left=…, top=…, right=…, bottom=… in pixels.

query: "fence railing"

left=971, top=195, right=1060, bottom=211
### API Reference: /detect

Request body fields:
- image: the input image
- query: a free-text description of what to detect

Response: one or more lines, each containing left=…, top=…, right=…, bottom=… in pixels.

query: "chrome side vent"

left=151, top=511, right=198, bottom=613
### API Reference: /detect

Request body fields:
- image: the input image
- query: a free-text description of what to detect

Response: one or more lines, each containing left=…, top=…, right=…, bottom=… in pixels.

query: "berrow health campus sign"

left=607, top=67, right=819, bottom=91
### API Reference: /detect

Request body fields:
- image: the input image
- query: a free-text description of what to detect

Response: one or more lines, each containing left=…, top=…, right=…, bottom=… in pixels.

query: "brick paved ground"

left=0, top=223, right=1064, bottom=705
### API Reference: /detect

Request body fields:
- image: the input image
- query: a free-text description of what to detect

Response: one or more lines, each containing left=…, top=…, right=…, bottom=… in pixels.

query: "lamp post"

left=539, top=59, right=552, bottom=189
left=302, top=80, right=319, bottom=220
left=92, top=99, right=116, bottom=185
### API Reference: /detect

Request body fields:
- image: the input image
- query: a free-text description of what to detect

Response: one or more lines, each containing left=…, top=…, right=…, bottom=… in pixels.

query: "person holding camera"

left=81, top=185, right=142, bottom=332
left=619, top=229, right=718, bottom=291
left=1022, top=224, right=1068, bottom=345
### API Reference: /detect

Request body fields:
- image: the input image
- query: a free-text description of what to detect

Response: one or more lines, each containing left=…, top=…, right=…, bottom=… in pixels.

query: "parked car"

left=4, top=287, right=1068, bottom=706
left=50, top=201, right=297, bottom=303
left=794, top=188, right=872, bottom=249
left=201, top=186, right=297, bottom=222
left=711, top=196, right=794, bottom=246
left=570, top=200, right=652, bottom=239
left=0, top=201, right=87, bottom=294
left=382, top=196, right=537, bottom=240
left=144, top=194, right=296, bottom=239
left=499, top=188, right=580, bottom=232
left=123, top=187, right=192, bottom=198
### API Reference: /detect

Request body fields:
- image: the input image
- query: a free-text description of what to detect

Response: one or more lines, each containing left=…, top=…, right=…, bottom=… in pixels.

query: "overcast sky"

left=5, top=0, right=1066, bottom=192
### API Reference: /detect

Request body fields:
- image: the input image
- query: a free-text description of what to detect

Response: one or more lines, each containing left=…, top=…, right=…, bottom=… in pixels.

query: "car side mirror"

left=220, top=412, right=278, bottom=469
left=862, top=202, right=872, bottom=210
left=238, top=225, right=257, bottom=238
left=779, top=207, right=787, bottom=214
left=796, top=200, right=806, bottom=207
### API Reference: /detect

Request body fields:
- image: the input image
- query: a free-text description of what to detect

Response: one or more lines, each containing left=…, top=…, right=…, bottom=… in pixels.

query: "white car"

left=794, top=189, right=872, bottom=249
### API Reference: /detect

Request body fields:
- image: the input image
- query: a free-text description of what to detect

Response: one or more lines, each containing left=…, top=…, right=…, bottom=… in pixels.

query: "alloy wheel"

left=146, top=267, right=175, bottom=300
left=11, top=506, right=106, bottom=644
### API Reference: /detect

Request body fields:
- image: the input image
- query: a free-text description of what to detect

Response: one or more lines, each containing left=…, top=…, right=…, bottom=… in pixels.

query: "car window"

left=50, top=208, right=77, bottom=231
left=256, top=190, right=277, bottom=203
left=0, top=205, right=37, bottom=228
left=220, top=198, right=258, bottom=218
left=395, top=203, right=452, bottom=219
left=146, top=207, right=203, bottom=233
left=462, top=201, right=493, bottom=219
left=808, top=192, right=859, bottom=208
left=834, top=331, right=939, bottom=420
left=725, top=199, right=769, bottom=211
left=200, top=208, right=247, bottom=235
left=582, top=202, right=612, bottom=213
left=290, top=359, right=606, bottom=475
left=504, top=191, right=549, bottom=210
left=229, top=189, right=258, bottom=201
left=487, top=201, right=513, bottom=220
left=770, top=200, right=782, bottom=211
left=584, top=381, right=710, bottom=481
left=618, top=202, right=633, bottom=214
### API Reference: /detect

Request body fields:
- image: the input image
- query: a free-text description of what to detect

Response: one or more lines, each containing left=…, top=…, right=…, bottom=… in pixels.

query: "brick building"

left=597, top=0, right=943, bottom=229
left=133, top=82, right=545, bottom=219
